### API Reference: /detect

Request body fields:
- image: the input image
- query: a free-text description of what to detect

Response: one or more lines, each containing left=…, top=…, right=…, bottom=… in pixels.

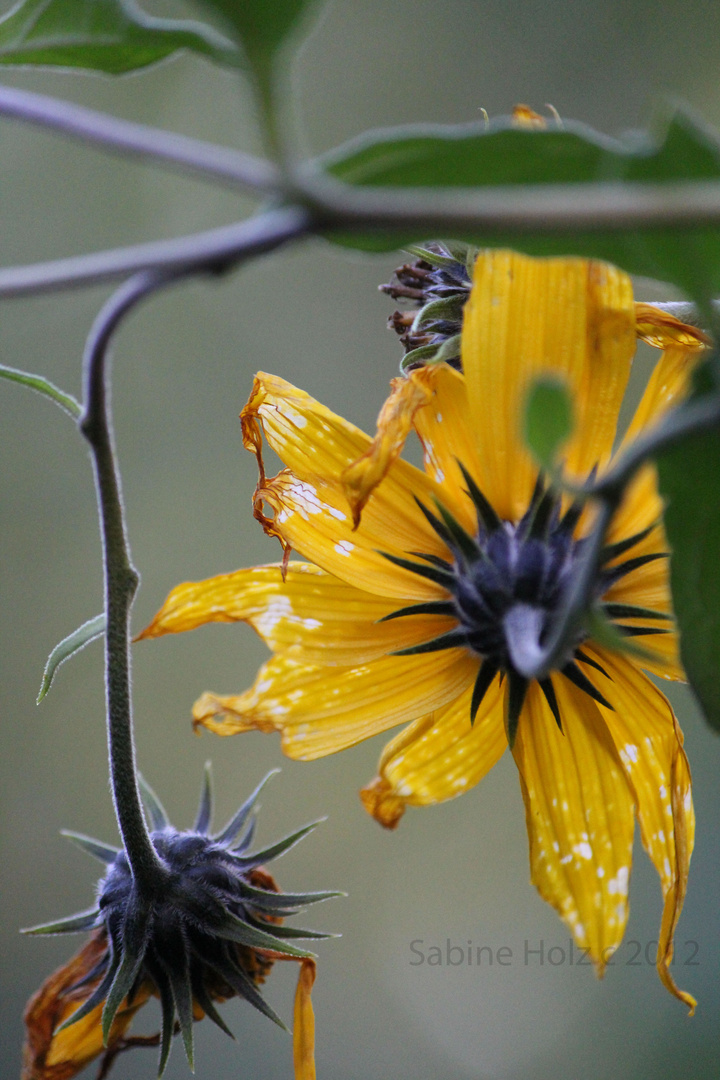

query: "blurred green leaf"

left=321, top=110, right=720, bottom=300
left=195, top=0, right=314, bottom=84
left=37, top=613, right=105, bottom=703
left=0, top=0, right=239, bottom=74
left=0, top=362, right=80, bottom=417
left=524, top=377, right=573, bottom=470
left=656, top=423, right=720, bottom=732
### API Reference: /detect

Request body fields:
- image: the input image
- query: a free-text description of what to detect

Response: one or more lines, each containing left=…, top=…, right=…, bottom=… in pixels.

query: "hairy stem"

left=80, top=272, right=170, bottom=896
left=0, top=85, right=280, bottom=194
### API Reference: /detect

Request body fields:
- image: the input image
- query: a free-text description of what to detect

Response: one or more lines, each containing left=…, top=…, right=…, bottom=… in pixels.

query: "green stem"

left=80, top=272, right=170, bottom=897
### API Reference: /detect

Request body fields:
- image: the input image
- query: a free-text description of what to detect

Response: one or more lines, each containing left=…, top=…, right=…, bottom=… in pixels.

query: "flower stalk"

left=79, top=271, right=169, bottom=897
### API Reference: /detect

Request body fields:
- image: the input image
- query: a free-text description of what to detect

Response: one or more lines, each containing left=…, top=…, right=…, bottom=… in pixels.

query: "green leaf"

left=195, top=0, right=314, bottom=73
left=0, top=362, right=80, bottom=418
left=656, top=423, right=720, bottom=732
left=0, top=0, right=239, bottom=74
left=320, top=109, right=720, bottom=300
left=524, top=377, right=573, bottom=470
left=37, top=613, right=105, bottom=703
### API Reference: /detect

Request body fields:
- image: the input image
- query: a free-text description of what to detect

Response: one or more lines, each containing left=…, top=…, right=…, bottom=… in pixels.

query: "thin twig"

left=0, top=205, right=311, bottom=296
left=0, top=85, right=280, bottom=194
left=80, top=271, right=174, bottom=896
left=299, top=171, right=720, bottom=232
left=6, top=173, right=720, bottom=299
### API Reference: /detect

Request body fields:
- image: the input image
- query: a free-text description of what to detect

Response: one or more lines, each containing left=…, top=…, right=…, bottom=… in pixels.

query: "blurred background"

left=1, top=1, right=720, bottom=1077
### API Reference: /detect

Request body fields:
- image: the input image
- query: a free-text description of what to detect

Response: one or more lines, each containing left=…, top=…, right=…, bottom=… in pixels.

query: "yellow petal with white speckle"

left=193, top=648, right=478, bottom=759
left=255, top=471, right=448, bottom=600
left=512, top=679, right=635, bottom=971
left=243, top=373, right=444, bottom=544
left=137, top=562, right=455, bottom=665
left=586, top=646, right=696, bottom=1011
left=360, top=675, right=506, bottom=828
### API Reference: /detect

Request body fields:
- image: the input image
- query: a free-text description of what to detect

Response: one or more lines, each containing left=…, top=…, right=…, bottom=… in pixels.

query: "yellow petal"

left=360, top=675, right=506, bottom=828
left=600, top=465, right=684, bottom=681
left=342, top=374, right=432, bottom=527
left=243, top=371, right=444, bottom=539
left=512, top=679, right=635, bottom=970
left=462, top=251, right=636, bottom=520
left=634, top=302, right=709, bottom=351
left=411, top=364, right=486, bottom=533
left=621, top=344, right=705, bottom=450
left=137, top=562, right=455, bottom=665
left=193, top=649, right=477, bottom=760
left=292, top=958, right=317, bottom=1080
left=585, top=647, right=696, bottom=1011
left=255, top=471, right=447, bottom=600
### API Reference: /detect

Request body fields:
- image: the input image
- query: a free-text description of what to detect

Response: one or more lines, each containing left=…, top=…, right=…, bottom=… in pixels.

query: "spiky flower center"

left=384, top=468, right=670, bottom=744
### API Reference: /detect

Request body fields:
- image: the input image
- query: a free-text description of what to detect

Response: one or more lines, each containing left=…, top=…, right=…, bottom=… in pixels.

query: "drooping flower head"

left=140, top=250, right=707, bottom=1010
left=22, top=767, right=336, bottom=1080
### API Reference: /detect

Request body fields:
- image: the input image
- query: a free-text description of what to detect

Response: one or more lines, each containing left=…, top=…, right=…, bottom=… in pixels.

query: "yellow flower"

left=140, top=251, right=707, bottom=1010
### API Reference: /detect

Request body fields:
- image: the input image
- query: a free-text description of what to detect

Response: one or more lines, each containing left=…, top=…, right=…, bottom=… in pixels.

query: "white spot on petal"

left=334, top=540, right=354, bottom=556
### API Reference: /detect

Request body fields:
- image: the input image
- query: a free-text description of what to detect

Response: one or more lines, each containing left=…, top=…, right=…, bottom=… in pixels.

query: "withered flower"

left=23, top=769, right=337, bottom=1079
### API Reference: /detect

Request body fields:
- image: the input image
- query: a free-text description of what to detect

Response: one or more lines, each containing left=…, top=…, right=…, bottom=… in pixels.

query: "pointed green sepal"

left=21, top=907, right=101, bottom=935
left=214, top=769, right=280, bottom=847
left=194, top=761, right=214, bottom=835
left=234, top=819, right=324, bottom=868
left=137, top=773, right=170, bottom=831
left=101, top=942, right=145, bottom=1044
left=61, top=830, right=120, bottom=864
left=216, top=912, right=316, bottom=958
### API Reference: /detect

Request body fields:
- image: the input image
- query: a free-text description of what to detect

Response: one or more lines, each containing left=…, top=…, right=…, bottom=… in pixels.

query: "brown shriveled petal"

left=22, top=931, right=151, bottom=1080
left=341, top=374, right=432, bottom=528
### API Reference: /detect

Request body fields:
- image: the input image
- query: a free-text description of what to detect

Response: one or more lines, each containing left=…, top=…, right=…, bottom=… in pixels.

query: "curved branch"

left=80, top=271, right=174, bottom=896
left=0, top=205, right=311, bottom=296
left=0, top=85, right=280, bottom=194
left=300, top=171, right=720, bottom=232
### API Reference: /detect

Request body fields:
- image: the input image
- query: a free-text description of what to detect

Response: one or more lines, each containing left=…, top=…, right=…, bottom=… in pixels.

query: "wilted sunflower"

left=22, top=769, right=334, bottom=1080
left=140, top=250, right=706, bottom=1009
